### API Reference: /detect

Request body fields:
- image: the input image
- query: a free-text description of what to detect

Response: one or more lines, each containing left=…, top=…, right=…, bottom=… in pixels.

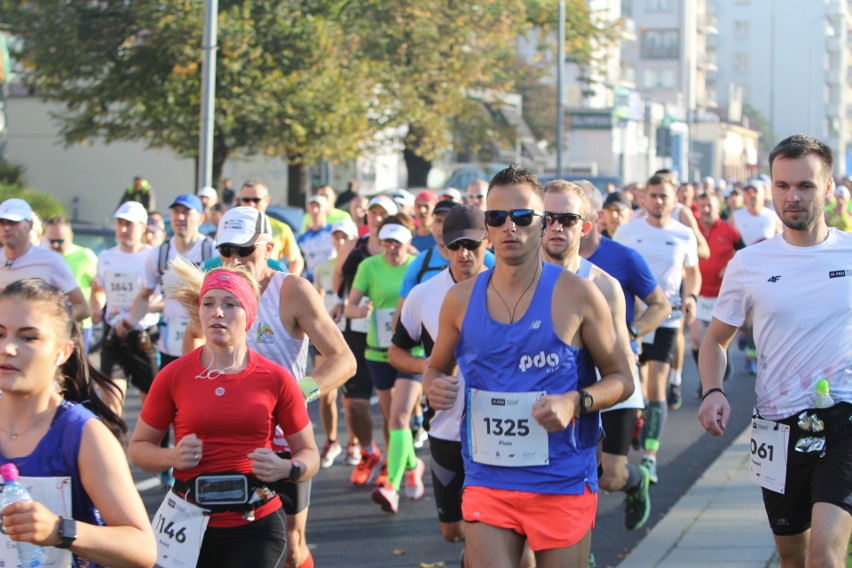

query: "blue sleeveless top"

left=457, top=262, right=598, bottom=494
left=0, top=401, right=104, bottom=568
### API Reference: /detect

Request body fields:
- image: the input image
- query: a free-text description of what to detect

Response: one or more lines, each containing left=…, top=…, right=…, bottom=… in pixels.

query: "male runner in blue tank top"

left=426, top=166, right=634, bottom=568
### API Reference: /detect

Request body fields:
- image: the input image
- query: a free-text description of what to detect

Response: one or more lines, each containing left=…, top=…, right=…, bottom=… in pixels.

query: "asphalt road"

left=121, top=343, right=756, bottom=568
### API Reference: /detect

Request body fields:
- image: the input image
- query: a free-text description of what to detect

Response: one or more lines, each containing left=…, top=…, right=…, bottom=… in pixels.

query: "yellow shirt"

left=269, top=217, right=303, bottom=265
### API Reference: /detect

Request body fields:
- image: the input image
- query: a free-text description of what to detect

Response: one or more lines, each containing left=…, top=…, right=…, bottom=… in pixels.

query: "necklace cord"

left=196, top=347, right=239, bottom=380
left=489, top=261, right=540, bottom=324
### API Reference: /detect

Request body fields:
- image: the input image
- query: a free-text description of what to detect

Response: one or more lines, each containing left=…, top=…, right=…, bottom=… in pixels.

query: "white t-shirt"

left=399, top=268, right=465, bottom=442
left=95, top=246, right=160, bottom=330
left=733, top=207, right=778, bottom=246
left=713, top=229, right=852, bottom=420
left=0, top=245, right=79, bottom=293
left=143, top=237, right=209, bottom=356
left=615, top=218, right=698, bottom=329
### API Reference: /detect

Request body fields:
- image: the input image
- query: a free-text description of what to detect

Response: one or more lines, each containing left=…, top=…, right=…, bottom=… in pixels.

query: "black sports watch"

left=56, top=517, right=77, bottom=549
left=578, top=389, right=594, bottom=416
left=287, top=461, right=303, bottom=482
left=628, top=324, right=639, bottom=339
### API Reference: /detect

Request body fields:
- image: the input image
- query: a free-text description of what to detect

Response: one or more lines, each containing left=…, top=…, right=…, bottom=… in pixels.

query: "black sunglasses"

left=483, top=209, right=543, bottom=227
left=49, top=238, right=66, bottom=246
left=446, top=238, right=483, bottom=251
left=218, top=243, right=262, bottom=258
left=240, top=197, right=263, bottom=204
left=544, top=212, right=585, bottom=228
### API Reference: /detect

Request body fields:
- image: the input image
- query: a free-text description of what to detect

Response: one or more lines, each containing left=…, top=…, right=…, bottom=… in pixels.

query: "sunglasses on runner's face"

left=544, top=212, right=585, bottom=227
left=240, top=197, right=263, bottom=204
left=483, top=209, right=543, bottom=227
left=446, top=238, right=483, bottom=251
left=218, top=242, right=265, bottom=258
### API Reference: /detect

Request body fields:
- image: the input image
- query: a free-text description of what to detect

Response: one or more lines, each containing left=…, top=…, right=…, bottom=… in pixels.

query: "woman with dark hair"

left=0, top=278, right=156, bottom=568
left=129, top=261, right=319, bottom=568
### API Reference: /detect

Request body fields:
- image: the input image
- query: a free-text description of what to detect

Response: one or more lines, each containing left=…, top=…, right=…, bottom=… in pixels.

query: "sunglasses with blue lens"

left=483, top=209, right=544, bottom=227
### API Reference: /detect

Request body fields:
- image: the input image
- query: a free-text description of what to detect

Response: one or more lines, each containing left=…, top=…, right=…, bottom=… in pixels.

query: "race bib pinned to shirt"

left=164, top=315, right=190, bottom=356
left=374, top=308, right=395, bottom=348
left=468, top=388, right=549, bottom=467
left=152, top=491, right=210, bottom=568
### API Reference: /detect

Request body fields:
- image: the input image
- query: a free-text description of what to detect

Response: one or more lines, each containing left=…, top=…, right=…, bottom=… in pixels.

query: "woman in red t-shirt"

left=129, top=262, right=319, bottom=568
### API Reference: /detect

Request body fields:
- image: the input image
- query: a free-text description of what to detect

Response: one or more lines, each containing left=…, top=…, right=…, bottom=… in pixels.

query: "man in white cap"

left=183, top=206, right=356, bottom=568
left=0, top=197, right=90, bottom=321
left=90, top=201, right=161, bottom=414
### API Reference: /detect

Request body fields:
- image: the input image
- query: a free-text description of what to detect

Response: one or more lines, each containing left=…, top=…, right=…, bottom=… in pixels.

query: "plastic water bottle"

left=0, top=463, right=47, bottom=568
left=814, top=379, right=835, bottom=409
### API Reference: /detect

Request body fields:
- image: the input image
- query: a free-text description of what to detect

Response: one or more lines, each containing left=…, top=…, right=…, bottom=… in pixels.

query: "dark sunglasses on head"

left=446, top=238, right=483, bottom=251
left=240, top=197, right=263, bottom=204
left=218, top=243, right=263, bottom=258
left=544, top=212, right=585, bottom=227
left=483, top=209, right=543, bottom=227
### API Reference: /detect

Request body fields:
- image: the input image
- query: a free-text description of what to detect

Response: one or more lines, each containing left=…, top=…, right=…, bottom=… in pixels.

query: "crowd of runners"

left=0, top=132, right=847, bottom=567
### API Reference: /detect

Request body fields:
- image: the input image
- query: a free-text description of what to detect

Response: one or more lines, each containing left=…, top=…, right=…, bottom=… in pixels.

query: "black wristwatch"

left=628, top=324, right=639, bottom=339
left=56, top=517, right=77, bottom=549
left=287, top=461, right=303, bottom=482
left=578, top=389, right=594, bottom=416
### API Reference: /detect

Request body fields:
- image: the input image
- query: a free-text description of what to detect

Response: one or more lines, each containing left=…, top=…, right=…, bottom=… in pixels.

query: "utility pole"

left=556, top=0, right=565, bottom=177
left=197, top=0, right=218, bottom=190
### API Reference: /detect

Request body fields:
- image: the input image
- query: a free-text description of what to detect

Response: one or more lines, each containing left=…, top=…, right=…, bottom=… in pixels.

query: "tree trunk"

left=212, top=135, right=229, bottom=190
left=403, top=146, right=432, bottom=188
left=287, top=156, right=307, bottom=208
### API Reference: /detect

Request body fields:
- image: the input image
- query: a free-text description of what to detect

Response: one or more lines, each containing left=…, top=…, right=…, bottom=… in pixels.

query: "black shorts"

left=99, top=329, right=159, bottom=394
left=601, top=408, right=640, bottom=457
left=197, top=507, right=287, bottom=568
left=639, top=327, right=679, bottom=365
left=429, top=436, right=465, bottom=524
left=340, top=329, right=373, bottom=400
left=159, top=352, right=181, bottom=371
left=761, top=402, right=852, bottom=536
left=273, top=451, right=311, bottom=515
left=365, top=359, right=417, bottom=391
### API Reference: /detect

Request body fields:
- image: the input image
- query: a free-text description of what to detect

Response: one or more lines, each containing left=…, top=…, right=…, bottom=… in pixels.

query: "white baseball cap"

left=113, top=201, right=148, bottom=224
left=391, top=189, right=415, bottom=208
left=217, top=207, right=272, bottom=246
left=197, top=186, right=218, bottom=200
left=835, top=185, right=850, bottom=199
left=331, top=219, right=358, bottom=238
left=378, top=223, right=412, bottom=244
left=0, top=198, right=33, bottom=222
left=441, top=188, right=463, bottom=202
left=367, top=195, right=399, bottom=216
left=308, top=195, right=328, bottom=207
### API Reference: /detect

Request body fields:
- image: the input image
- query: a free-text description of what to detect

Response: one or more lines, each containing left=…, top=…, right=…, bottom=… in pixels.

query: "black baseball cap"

left=603, top=192, right=630, bottom=210
left=433, top=200, right=460, bottom=216
left=442, top=205, right=486, bottom=246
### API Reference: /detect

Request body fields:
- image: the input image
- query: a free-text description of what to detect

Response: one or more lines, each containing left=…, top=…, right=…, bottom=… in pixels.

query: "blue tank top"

left=456, top=262, right=598, bottom=494
left=572, top=257, right=602, bottom=438
left=0, top=401, right=104, bottom=567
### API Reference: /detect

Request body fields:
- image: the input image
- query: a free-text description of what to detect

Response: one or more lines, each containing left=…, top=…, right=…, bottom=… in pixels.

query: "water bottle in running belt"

left=814, top=379, right=835, bottom=409
left=0, top=463, right=47, bottom=568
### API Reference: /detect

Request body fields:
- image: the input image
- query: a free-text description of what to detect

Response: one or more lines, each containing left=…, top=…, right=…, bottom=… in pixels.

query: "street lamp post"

left=556, top=0, right=565, bottom=178
left=198, top=0, right=218, bottom=190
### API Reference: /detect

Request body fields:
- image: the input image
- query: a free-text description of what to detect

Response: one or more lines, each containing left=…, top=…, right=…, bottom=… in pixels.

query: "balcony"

left=622, top=17, right=637, bottom=42
left=698, top=52, right=719, bottom=71
left=698, top=13, right=719, bottom=35
left=827, top=34, right=843, bottom=53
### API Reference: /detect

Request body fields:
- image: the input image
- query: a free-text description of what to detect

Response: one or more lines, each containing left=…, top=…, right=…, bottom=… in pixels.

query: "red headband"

left=199, top=270, right=258, bottom=331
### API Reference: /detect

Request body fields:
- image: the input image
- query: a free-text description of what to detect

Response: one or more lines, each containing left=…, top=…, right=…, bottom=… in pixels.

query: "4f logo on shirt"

left=767, top=275, right=781, bottom=283
left=519, top=351, right=560, bottom=372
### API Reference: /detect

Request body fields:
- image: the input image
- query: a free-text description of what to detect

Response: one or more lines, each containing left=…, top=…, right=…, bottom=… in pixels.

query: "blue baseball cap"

left=169, top=194, right=204, bottom=213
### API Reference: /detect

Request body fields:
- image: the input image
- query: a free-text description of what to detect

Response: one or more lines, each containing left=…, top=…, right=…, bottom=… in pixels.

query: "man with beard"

left=699, top=134, right=851, bottom=568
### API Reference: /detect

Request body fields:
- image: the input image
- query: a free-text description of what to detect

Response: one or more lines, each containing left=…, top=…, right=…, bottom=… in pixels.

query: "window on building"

left=645, top=0, right=674, bottom=11
left=734, top=0, right=749, bottom=4
left=622, top=0, right=633, bottom=16
left=733, top=53, right=751, bottom=71
left=641, top=29, right=680, bottom=59
left=734, top=21, right=750, bottom=38
left=644, top=68, right=676, bottom=89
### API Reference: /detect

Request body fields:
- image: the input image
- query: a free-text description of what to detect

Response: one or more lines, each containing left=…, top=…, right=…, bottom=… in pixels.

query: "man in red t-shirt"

left=689, top=192, right=744, bottom=393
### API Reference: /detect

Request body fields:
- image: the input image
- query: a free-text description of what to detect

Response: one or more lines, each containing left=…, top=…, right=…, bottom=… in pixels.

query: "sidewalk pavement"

left=620, top=426, right=778, bottom=568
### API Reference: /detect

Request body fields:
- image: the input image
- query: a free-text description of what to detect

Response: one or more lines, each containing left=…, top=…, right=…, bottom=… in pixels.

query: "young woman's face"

left=0, top=299, right=71, bottom=395
left=199, top=289, right=248, bottom=346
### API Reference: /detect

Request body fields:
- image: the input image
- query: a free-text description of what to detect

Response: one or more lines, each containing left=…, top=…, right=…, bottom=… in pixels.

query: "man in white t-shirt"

left=0, top=198, right=90, bottom=321
left=388, top=204, right=489, bottom=542
left=125, top=194, right=214, bottom=369
left=732, top=180, right=782, bottom=246
left=91, top=202, right=161, bottom=414
left=699, top=134, right=851, bottom=568
left=615, top=175, right=700, bottom=484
